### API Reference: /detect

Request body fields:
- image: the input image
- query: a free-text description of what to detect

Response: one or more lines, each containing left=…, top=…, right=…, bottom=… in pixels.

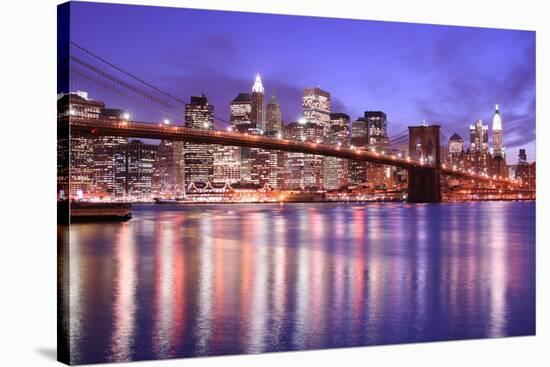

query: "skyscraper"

left=265, top=92, right=282, bottom=135
left=230, top=93, right=253, bottom=133
left=470, top=119, right=489, bottom=153
left=349, top=118, right=368, bottom=187
left=364, top=111, right=390, bottom=188
left=447, top=133, right=464, bottom=164
left=93, top=108, right=128, bottom=197
left=229, top=92, right=253, bottom=183
left=324, top=113, right=350, bottom=190
left=283, top=120, right=324, bottom=190
left=213, top=146, right=241, bottom=184
left=57, top=91, right=104, bottom=198
left=184, top=94, right=214, bottom=186
left=302, top=87, right=331, bottom=132
left=515, top=149, right=535, bottom=188
left=114, top=140, right=157, bottom=198
left=518, top=148, right=527, bottom=164
left=467, top=119, right=491, bottom=174
left=492, top=104, right=504, bottom=158
left=264, top=92, right=284, bottom=189
left=251, top=73, right=265, bottom=131
left=365, top=111, right=389, bottom=150
left=152, top=139, right=185, bottom=197
left=301, top=87, right=330, bottom=189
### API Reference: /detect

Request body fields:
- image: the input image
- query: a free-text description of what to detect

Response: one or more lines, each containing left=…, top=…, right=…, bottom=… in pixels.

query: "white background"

left=0, top=0, right=547, bottom=366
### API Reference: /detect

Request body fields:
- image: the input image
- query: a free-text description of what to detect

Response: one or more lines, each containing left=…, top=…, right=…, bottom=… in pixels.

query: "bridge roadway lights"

left=407, top=166, right=442, bottom=203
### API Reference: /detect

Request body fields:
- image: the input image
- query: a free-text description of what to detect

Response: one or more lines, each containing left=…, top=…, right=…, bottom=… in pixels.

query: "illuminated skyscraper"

left=365, top=111, right=389, bottom=150
left=230, top=93, right=253, bottom=133
left=300, top=87, right=330, bottom=189
left=114, top=140, right=157, bottom=198
left=492, top=104, right=504, bottom=158
left=265, top=93, right=282, bottom=135
left=468, top=118, right=491, bottom=174
left=447, top=133, right=464, bottom=164
left=57, top=91, right=104, bottom=198
left=302, top=87, right=331, bottom=132
left=264, top=92, right=284, bottom=189
left=283, top=120, right=324, bottom=190
left=213, top=146, right=241, bottom=184
left=470, top=119, right=489, bottom=153
left=350, top=118, right=368, bottom=147
left=363, top=111, right=390, bottom=188
left=251, top=73, right=265, bottom=131
left=349, top=117, right=368, bottom=187
left=324, top=113, right=350, bottom=190
left=184, top=94, right=214, bottom=186
left=92, top=108, right=128, bottom=197
left=229, top=92, right=253, bottom=183
left=152, top=139, right=185, bottom=197
left=515, top=149, right=535, bottom=188
left=249, top=74, right=273, bottom=187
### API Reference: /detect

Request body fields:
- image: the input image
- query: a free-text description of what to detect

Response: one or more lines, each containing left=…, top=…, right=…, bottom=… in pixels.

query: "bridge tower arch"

left=407, top=125, right=442, bottom=203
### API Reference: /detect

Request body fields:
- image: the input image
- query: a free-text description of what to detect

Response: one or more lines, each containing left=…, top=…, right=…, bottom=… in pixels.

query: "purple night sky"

left=69, top=2, right=536, bottom=163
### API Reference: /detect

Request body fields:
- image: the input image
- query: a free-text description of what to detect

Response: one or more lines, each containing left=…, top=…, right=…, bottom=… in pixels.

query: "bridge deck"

left=64, top=117, right=424, bottom=169
left=61, top=117, right=520, bottom=187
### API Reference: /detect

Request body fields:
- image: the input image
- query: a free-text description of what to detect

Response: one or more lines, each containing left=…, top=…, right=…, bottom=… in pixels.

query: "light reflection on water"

left=64, top=201, right=535, bottom=364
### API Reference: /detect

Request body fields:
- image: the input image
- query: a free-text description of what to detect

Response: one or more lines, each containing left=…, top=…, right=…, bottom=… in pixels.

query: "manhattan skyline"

left=67, top=2, right=535, bottom=162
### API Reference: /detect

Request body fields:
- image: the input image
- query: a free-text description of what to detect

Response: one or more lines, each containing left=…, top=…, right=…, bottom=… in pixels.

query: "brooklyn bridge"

left=60, top=116, right=523, bottom=203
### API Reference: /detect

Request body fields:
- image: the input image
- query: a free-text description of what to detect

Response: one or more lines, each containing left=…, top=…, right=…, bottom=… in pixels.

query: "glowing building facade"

left=323, top=113, right=350, bottom=190
left=184, top=94, right=215, bottom=185
left=492, top=104, right=505, bottom=158
left=365, top=111, right=389, bottom=150
left=57, top=91, right=104, bottom=198
left=152, top=139, right=185, bottom=197
left=251, top=73, right=265, bottom=132
left=349, top=118, right=368, bottom=187
left=302, top=87, right=331, bottom=132
left=92, top=108, right=128, bottom=197
left=114, top=140, right=157, bottom=198
left=284, top=120, right=324, bottom=190
left=470, top=119, right=489, bottom=153
left=447, top=132, right=464, bottom=165
left=265, top=93, right=282, bottom=135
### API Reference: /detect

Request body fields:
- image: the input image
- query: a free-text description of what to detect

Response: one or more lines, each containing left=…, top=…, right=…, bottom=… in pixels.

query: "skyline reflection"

left=66, top=201, right=535, bottom=364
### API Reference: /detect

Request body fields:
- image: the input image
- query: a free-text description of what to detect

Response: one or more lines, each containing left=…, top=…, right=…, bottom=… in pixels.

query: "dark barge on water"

left=58, top=201, right=132, bottom=223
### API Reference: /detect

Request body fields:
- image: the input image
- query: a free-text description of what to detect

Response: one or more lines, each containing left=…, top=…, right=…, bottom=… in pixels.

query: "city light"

left=62, top=80, right=533, bottom=203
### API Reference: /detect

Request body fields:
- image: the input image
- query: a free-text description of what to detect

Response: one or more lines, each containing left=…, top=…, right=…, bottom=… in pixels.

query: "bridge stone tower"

left=407, top=125, right=442, bottom=203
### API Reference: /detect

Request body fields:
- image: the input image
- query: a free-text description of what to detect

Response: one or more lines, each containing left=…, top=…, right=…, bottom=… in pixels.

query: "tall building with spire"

left=251, top=73, right=265, bottom=132
left=492, top=104, right=504, bottom=158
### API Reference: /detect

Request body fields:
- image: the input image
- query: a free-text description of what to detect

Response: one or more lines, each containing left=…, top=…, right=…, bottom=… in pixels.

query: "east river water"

left=60, top=201, right=535, bottom=364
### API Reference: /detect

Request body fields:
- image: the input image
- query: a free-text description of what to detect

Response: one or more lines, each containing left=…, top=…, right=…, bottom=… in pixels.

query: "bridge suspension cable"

left=64, top=42, right=233, bottom=127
